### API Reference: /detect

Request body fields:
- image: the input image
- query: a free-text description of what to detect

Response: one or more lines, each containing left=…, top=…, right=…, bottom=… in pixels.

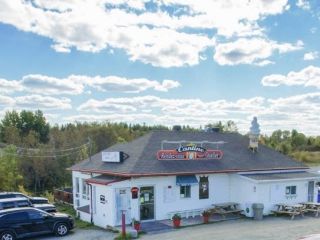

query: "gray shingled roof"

left=70, top=131, right=307, bottom=176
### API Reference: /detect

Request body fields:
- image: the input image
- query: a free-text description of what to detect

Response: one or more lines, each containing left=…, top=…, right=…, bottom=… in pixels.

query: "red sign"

left=157, top=147, right=223, bottom=160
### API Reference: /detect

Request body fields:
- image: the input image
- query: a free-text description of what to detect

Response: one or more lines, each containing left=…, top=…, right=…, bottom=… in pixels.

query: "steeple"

left=249, top=117, right=260, bottom=152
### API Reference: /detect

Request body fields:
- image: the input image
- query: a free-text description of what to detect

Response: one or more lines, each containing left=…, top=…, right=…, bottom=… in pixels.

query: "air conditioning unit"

left=243, top=202, right=254, bottom=217
left=102, top=151, right=123, bottom=163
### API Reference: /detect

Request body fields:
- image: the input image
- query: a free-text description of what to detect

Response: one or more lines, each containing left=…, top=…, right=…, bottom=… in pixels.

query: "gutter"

left=68, top=166, right=309, bottom=178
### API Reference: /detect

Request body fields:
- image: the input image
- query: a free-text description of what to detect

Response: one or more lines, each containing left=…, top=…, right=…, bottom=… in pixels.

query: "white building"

left=70, top=119, right=320, bottom=228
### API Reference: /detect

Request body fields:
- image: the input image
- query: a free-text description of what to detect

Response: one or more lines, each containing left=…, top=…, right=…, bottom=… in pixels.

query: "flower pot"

left=203, top=215, right=209, bottom=224
left=134, top=223, right=141, bottom=231
left=173, top=218, right=181, bottom=228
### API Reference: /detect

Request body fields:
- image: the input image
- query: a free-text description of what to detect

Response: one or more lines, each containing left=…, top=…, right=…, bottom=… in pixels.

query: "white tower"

left=249, top=117, right=260, bottom=151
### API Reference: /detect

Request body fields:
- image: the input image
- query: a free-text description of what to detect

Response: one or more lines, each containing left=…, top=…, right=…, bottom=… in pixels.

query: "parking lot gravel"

left=36, top=216, right=320, bottom=240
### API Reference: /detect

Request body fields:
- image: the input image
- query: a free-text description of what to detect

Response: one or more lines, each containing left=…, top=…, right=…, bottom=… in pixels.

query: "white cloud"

left=0, top=78, right=23, bottom=94
left=72, top=75, right=180, bottom=93
left=0, top=74, right=180, bottom=95
left=70, top=91, right=320, bottom=135
left=0, top=95, right=15, bottom=106
left=296, top=0, right=311, bottom=10
left=261, top=65, right=320, bottom=89
left=15, top=95, right=72, bottom=110
left=21, top=74, right=84, bottom=95
left=303, top=51, right=319, bottom=61
left=0, top=93, right=71, bottom=110
left=0, top=0, right=295, bottom=67
left=214, top=38, right=302, bottom=66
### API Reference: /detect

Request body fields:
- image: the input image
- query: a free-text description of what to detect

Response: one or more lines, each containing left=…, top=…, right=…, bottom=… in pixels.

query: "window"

left=28, top=210, right=49, bottom=220
left=286, top=186, right=297, bottom=195
left=199, top=176, right=209, bottom=199
left=82, top=179, right=89, bottom=200
left=75, top=177, right=80, bottom=197
left=2, top=202, right=15, bottom=209
left=5, top=212, right=29, bottom=222
left=180, top=185, right=191, bottom=198
left=17, top=200, right=31, bottom=207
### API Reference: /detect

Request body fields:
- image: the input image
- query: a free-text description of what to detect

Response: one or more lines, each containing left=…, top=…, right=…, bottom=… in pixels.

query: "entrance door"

left=116, top=188, right=131, bottom=225
left=308, top=181, right=315, bottom=202
left=139, top=186, right=155, bottom=221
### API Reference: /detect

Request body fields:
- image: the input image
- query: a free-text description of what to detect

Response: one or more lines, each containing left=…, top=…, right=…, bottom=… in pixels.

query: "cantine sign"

left=157, top=145, right=223, bottom=160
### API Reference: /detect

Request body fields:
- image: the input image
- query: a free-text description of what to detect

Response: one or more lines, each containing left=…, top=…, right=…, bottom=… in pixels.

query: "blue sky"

left=0, top=0, right=319, bottom=135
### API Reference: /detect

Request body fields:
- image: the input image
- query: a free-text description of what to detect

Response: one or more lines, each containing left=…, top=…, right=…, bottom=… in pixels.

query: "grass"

left=55, top=202, right=95, bottom=229
left=291, top=151, right=320, bottom=166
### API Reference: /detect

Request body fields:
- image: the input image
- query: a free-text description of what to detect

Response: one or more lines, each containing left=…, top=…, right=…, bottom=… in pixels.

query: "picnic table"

left=300, top=202, right=320, bottom=217
left=209, top=202, right=242, bottom=219
left=272, top=203, right=305, bottom=220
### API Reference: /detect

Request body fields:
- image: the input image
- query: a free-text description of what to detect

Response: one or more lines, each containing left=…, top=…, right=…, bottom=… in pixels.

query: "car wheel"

left=55, top=223, right=69, bottom=237
left=1, top=232, right=16, bottom=240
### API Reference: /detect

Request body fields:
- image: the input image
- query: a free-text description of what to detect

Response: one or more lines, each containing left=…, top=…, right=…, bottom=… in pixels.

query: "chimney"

left=249, top=117, right=260, bottom=152
left=172, top=125, right=182, bottom=131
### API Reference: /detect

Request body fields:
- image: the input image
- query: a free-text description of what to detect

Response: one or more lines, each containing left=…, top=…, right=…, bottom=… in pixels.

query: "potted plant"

left=132, top=218, right=141, bottom=231
left=202, top=210, right=210, bottom=224
left=172, top=214, right=181, bottom=228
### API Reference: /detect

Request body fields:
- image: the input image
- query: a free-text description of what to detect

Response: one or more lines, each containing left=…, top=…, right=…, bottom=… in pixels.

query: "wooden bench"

left=209, top=208, right=243, bottom=219
left=209, top=202, right=243, bottom=219
left=272, top=204, right=305, bottom=220
left=304, top=208, right=320, bottom=217
left=168, top=208, right=204, bottom=219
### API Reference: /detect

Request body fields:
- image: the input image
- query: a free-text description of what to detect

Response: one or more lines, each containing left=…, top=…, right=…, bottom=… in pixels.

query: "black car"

left=0, top=193, right=48, bottom=204
left=0, top=198, right=56, bottom=213
left=0, top=207, right=74, bottom=240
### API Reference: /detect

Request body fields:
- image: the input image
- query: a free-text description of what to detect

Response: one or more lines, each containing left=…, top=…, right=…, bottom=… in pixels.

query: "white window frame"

left=285, top=185, right=297, bottom=197
left=75, top=177, right=80, bottom=198
left=82, top=179, right=90, bottom=200
left=180, top=185, right=191, bottom=198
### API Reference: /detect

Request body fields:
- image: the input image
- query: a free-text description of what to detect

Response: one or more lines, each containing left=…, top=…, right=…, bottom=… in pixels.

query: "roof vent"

left=205, top=127, right=220, bottom=133
left=102, top=151, right=123, bottom=163
left=172, top=125, right=182, bottom=131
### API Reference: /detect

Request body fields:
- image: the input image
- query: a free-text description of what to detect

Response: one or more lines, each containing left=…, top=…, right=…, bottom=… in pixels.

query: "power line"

left=0, top=141, right=91, bottom=158
left=0, top=141, right=90, bottom=153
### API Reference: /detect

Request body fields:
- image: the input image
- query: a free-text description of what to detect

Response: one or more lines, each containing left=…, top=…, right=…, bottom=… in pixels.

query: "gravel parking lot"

left=37, top=216, right=320, bottom=240
left=35, top=229, right=116, bottom=240
left=141, top=216, right=320, bottom=240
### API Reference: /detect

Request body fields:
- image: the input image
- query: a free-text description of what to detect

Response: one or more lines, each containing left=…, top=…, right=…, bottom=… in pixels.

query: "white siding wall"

left=72, top=171, right=92, bottom=210
left=90, top=184, right=115, bottom=228
left=73, top=170, right=318, bottom=227
left=230, top=175, right=318, bottom=216
left=257, top=180, right=314, bottom=214
left=229, top=174, right=258, bottom=217
left=108, top=174, right=230, bottom=225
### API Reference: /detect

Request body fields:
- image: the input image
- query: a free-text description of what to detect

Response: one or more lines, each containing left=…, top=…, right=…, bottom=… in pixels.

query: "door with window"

left=140, top=186, right=155, bottom=221
left=116, top=188, right=131, bottom=225
left=308, top=181, right=315, bottom=202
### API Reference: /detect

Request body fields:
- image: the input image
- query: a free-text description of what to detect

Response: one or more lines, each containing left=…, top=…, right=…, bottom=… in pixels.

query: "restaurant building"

left=69, top=118, right=320, bottom=228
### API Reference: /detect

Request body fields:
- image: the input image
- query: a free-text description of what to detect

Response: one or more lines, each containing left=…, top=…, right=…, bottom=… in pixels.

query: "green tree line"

left=0, top=110, right=318, bottom=193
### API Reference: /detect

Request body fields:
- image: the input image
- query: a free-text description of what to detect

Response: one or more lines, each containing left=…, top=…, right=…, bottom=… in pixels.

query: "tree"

left=0, top=110, right=50, bottom=144
left=0, top=145, right=23, bottom=191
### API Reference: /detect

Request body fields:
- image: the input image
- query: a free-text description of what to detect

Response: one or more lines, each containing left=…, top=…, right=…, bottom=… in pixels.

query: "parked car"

left=0, top=207, right=74, bottom=240
left=0, top=198, right=56, bottom=213
left=0, top=192, right=48, bottom=204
